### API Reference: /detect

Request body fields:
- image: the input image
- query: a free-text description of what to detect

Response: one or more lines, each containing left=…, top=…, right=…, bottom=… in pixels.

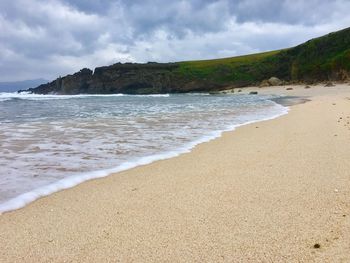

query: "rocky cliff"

left=28, top=62, right=226, bottom=95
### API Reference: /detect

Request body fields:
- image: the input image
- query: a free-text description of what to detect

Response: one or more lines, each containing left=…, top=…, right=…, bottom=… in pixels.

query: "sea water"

left=0, top=92, right=288, bottom=213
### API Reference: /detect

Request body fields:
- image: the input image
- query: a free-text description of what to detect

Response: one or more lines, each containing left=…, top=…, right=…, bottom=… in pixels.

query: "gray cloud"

left=231, top=0, right=350, bottom=25
left=0, top=0, right=349, bottom=81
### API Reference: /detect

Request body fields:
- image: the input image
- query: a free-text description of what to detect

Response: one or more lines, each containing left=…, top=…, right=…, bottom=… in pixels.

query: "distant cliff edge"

left=25, top=27, right=350, bottom=95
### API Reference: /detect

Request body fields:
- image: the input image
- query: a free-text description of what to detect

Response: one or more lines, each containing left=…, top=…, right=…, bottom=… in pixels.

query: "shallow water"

left=0, top=92, right=288, bottom=212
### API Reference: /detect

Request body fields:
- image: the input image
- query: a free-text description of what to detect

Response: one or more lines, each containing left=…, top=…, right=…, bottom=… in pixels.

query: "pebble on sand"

left=313, top=243, right=321, bottom=249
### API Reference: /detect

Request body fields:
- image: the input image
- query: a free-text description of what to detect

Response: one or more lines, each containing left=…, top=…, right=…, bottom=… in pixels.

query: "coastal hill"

left=26, top=27, right=350, bottom=94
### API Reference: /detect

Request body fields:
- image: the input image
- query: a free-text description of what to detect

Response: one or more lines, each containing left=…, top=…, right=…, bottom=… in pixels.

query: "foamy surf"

left=0, top=92, right=170, bottom=101
left=0, top=93, right=288, bottom=214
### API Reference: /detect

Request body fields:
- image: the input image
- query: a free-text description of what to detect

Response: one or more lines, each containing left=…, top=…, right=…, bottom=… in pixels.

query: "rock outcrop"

left=259, top=77, right=282, bottom=87
left=259, top=80, right=270, bottom=87
left=28, top=63, right=228, bottom=95
left=268, top=77, right=282, bottom=86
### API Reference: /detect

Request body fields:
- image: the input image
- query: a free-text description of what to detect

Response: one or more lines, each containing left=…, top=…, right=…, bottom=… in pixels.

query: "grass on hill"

left=175, top=27, right=350, bottom=85
left=176, top=50, right=283, bottom=84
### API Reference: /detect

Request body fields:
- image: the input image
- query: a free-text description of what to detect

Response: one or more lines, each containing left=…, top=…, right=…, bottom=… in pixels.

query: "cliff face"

left=27, top=27, right=350, bottom=95
left=29, top=63, right=225, bottom=95
left=30, top=64, right=170, bottom=95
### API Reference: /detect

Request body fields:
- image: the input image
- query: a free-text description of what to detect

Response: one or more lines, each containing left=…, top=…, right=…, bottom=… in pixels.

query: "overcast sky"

left=0, top=0, right=350, bottom=81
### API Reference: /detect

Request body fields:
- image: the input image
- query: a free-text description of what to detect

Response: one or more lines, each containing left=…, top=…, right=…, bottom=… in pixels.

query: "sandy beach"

left=1, top=84, right=350, bottom=262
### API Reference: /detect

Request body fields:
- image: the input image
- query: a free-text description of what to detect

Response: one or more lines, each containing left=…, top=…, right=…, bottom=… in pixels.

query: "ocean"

left=0, top=92, right=288, bottom=213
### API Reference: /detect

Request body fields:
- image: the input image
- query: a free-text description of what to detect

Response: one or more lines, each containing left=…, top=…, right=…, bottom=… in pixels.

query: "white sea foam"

left=0, top=92, right=170, bottom=101
left=186, top=92, right=210, bottom=96
left=0, top=101, right=288, bottom=214
left=144, top=93, right=169, bottom=97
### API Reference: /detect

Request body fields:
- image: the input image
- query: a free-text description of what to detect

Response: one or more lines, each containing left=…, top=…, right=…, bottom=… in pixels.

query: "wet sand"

left=1, top=84, right=350, bottom=262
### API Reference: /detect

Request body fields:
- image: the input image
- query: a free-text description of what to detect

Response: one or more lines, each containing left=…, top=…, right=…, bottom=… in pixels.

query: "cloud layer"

left=1, top=0, right=350, bottom=81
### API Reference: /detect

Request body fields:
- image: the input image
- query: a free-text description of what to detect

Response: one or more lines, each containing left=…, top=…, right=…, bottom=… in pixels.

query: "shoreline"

left=1, top=84, right=350, bottom=262
left=0, top=92, right=289, bottom=214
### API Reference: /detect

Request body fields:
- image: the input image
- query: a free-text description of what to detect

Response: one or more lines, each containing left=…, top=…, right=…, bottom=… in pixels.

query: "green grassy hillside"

left=177, top=50, right=282, bottom=84
left=176, top=27, right=350, bottom=85
left=284, top=28, right=350, bottom=80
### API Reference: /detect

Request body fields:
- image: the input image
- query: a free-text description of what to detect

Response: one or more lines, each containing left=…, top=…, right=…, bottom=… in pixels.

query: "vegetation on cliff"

left=27, top=27, right=350, bottom=94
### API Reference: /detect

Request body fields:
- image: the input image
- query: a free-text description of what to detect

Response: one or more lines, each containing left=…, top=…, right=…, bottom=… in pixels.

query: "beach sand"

left=1, top=84, right=350, bottom=262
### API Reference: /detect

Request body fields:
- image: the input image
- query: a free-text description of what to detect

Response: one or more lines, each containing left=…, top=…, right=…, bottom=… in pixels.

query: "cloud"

left=227, top=0, right=350, bottom=25
left=0, top=0, right=349, bottom=81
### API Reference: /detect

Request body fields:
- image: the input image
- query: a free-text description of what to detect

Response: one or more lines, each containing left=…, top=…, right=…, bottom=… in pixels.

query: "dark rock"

left=218, top=88, right=234, bottom=94
left=325, top=82, right=335, bottom=87
left=313, top=243, right=321, bottom=249
left=249, top=91, right=258, bottom=95
left=304, top=85, right=311, bottom=89
left=286, top=87, right=293, bottom=90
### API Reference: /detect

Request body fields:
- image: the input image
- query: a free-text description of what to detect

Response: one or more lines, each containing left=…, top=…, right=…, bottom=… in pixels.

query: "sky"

left=0, top=0, right=350, bottom=82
